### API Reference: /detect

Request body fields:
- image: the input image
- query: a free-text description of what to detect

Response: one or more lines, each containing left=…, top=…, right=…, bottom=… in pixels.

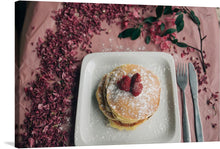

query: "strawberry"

left=131, top=73, right=141, bottom=82
left=117, top=75, right=131, bottom=92
left=130, top=81, right=143, bottom=97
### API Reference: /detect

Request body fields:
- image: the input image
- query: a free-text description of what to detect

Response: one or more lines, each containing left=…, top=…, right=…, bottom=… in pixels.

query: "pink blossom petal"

left=38, top=104, right=43, bottom=110
left=28, top=138, right=35, bottom=147
left=133, top=9, right=139, bottom=18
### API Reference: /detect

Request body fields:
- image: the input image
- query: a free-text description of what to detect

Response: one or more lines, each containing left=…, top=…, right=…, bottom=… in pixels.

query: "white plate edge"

left=74, top=52, right=181, bottom=145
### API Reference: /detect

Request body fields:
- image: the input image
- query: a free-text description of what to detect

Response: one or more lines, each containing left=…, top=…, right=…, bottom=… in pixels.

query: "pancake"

left=96, top=64, right=161, bottom=130
left=109, top=118, right=147, bottom=130
left=96, top=74, right=116, bottom=120
left=106, top=64, right=161, bottom=122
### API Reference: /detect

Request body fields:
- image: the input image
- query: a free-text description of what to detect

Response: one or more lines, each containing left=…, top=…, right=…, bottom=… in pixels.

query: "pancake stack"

left=96, top=64, right=161, bottom=130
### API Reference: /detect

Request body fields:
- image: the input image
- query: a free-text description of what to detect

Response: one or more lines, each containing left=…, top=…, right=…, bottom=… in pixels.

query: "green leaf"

left=190, top=10, right=200, bottom=26
left=160, top=23, right=165, bottom=31
left=183, top=9, right=187, bottom=14
left=118, top=28, right=136, bottom=38
left=170, top=34, right=176, bottom=40
left=162, top=28, right=176, bottom=36
left=173, top=8, right=180, bottom=12
left=175, top=14, right=183, bottom=25
left=164, top=6, right=172, bottom=15
left=138, top=24, right=143, bottom=29
left=176, top=42, right=188, bottom=47
left=176, top=20, right=184, bottom=32
left=175, top=14, right=184, bottom=32
left=144, top=16, right=158, bottom=24
left=175, top=11, right=182, bottom=16
left=131, top=28, right=141, bottom=40
left=194, top=16, right=200, bottom=26
left=145, top=36, right=151, bottom=44
left=171, top=39, right=178, bottom=44
left=156, top=6, right=164, bottom=18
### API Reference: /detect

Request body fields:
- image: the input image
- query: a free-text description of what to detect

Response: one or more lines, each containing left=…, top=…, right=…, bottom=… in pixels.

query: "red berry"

left=117, top=75, right=131, bottom=92
left=131, top=82, right=143, bottom=96
left=131, top=73, right=141, bottom=82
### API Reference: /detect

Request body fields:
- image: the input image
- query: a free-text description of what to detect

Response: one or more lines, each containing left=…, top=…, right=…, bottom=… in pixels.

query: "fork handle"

left=182, top=91, right=191, bottom=142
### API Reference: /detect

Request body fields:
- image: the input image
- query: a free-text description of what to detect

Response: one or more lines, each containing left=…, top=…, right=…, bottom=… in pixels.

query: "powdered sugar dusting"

left=106, top=65, right=160, bottom=120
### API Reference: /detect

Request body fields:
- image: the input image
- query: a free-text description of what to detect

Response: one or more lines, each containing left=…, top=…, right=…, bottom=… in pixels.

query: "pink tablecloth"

left=15, top=2, right=220, bottom=147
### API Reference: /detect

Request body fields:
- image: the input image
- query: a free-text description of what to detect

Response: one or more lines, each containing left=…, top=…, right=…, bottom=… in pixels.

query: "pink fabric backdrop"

left=16, top=2, right=220, bottom=144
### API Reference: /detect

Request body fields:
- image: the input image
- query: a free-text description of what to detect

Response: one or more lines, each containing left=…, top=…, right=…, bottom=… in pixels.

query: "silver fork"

left=176, top=63, right=191, bottom=142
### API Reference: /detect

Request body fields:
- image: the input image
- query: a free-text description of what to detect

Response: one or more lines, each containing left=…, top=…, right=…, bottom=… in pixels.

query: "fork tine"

left=183, top=63, right=185, bottom=76
left=185, top=63, right=188, bottom=78
left=176, top=63, right=179, bottom=76
left=181, top=63, right=183, bottom=76
left=177, top=63, right=180, bottom=76
left=182, top=63, right=184, bottom=76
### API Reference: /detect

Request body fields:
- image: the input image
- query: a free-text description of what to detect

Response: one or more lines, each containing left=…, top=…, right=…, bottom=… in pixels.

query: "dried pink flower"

left=211, top=123, right=217, bottom=128
left=19, top=3, right=131, bottom=147
left=205, top=115, right=210, bottom=120
left=28, top=138, right=35, bottom=147
left=133, top=9, right=139, bottom=18
left=160, top=41, right=171, bottom=51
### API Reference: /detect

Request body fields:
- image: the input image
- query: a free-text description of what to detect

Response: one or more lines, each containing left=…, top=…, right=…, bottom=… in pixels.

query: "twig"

left=186, top=45, right=201, bottom=52
left=198, top=26, right=206, bottom=73
left=182, top=7, right=207, bottom=73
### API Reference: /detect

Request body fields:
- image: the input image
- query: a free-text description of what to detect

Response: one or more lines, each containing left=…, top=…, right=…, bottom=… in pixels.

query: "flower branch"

left=118, top=6, right=207, bottom=73
left=182, top=7, right=207, bottom=73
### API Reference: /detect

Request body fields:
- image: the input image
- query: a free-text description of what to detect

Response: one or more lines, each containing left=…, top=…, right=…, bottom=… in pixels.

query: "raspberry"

left=131, top=81, right=143, bottom=97
left=117, top=75, right=131, bottom=92
left=131, top=73, right=141, bottom=82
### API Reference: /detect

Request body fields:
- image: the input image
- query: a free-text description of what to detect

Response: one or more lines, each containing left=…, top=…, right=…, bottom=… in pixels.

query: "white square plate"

left=75, top=52, right=181, bottom=146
